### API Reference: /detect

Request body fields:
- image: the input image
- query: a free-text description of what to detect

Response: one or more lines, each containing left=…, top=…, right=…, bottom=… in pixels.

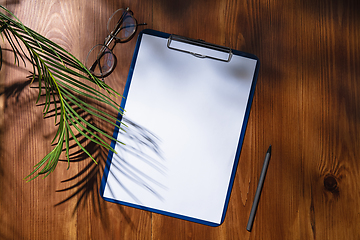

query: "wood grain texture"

left=0, top=0, right=359, bottom=239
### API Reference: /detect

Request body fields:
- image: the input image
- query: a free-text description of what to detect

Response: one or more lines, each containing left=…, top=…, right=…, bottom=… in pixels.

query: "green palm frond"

left=0, top=5, right=125, bottom=181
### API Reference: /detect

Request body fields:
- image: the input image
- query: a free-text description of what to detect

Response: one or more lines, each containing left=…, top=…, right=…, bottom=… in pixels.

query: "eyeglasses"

left=85, top=8, right=146, bottom=79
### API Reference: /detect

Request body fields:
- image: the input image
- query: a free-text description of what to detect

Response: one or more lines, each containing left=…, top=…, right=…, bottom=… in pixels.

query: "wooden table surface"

left=1, top=0, right=359, bottom=239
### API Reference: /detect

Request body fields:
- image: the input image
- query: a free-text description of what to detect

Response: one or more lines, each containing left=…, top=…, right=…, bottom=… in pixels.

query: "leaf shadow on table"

left=1, top=71, right=164, bottom=229
left=46, top=94, right=165, bottom=228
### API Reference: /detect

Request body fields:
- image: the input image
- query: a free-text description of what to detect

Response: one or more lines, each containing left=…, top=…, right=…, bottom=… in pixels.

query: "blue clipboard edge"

left=100, top=29, right=260, bottom=227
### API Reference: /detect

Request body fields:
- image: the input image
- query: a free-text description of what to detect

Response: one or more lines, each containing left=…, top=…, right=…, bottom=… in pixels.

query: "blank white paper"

left=102, top=33, right=258, bottom=225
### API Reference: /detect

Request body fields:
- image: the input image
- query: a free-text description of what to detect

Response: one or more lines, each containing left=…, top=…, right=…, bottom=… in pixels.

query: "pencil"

left=246, top=145, right=272, bottom=232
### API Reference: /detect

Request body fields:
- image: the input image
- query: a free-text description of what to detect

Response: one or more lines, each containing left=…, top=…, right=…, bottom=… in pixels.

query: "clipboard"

left=100, top=29, right=260, bottom=226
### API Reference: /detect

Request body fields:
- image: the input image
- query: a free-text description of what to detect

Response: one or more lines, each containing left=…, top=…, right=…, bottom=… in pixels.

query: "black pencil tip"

left=268, top=145, right=272, bottom=154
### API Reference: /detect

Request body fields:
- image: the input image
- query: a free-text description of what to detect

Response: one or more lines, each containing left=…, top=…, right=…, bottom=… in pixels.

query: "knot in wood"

left=323, top=174, right=338, bottom=192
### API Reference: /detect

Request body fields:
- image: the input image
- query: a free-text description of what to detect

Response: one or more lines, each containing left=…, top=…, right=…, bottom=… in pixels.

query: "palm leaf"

left=0, top=5, right=124, bottom=180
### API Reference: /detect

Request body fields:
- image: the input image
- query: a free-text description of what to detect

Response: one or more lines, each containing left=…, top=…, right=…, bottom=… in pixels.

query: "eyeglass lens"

left=107, top=8, right=136, bottom=42
left=86, top=45, right=115, bottom=77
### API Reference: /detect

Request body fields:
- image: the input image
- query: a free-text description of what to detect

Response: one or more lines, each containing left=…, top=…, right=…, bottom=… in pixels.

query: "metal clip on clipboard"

left=167, top=34, right=233, bottom=62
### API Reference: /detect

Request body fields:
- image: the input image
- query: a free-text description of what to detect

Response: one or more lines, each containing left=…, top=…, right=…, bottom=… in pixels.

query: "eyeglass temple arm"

left=102, top=10, right=128, bottom=48
left=111, top=10, right=127, bottom=36
left=89, top=57, right=105, bottom=81
left=104, top=23, right=147, bottom=48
